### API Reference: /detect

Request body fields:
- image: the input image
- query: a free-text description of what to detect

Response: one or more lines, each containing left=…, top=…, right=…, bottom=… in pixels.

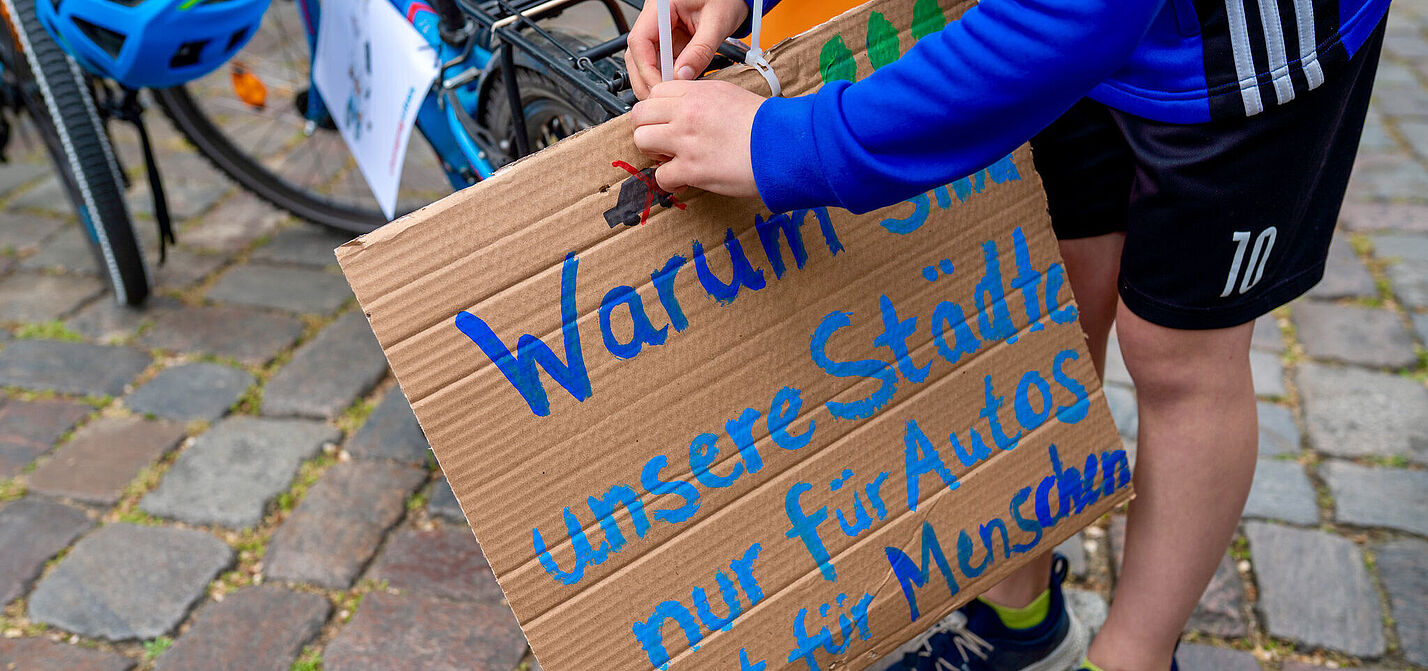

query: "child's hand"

left=625, top=0, right=749, bottom=99
left=631, top=80, right=762, bottom=199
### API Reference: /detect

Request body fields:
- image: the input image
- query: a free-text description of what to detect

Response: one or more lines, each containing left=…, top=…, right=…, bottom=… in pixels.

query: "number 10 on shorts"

left=1221, top=227, right=1278, bottom=297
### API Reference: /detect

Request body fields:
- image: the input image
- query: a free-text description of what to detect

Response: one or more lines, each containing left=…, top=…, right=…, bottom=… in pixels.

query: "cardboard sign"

left=336, top=0, right=1131, bottom=669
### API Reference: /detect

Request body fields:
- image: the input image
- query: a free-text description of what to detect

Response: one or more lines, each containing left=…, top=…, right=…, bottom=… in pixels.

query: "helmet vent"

left=170, top=39, right=209, bottom=68
left=71, top=17, right=125, bottom=59
left=225, top=25, right=250, bottom=52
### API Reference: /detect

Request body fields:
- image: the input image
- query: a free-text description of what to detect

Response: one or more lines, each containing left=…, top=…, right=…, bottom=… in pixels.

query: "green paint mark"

left=178, top=0, right=203, bottom=8
left=867, top=12, right=901, bottom=70
left=911, top=0, right=948, bottom=40
left=819, top=35, right=858, bottom=84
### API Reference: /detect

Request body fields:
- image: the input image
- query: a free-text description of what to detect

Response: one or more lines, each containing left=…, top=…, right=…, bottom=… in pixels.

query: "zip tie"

left=657, top=0, right=674, bottom=81
left=745, top=0, right=782, bottom=96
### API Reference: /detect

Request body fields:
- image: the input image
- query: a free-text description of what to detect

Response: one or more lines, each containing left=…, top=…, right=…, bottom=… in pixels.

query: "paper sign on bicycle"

left=337, top=0, right=1132, bottom=669
left=313, top=0, right=438, bottom=220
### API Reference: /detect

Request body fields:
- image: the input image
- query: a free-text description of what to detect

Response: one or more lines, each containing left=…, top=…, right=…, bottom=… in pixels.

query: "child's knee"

left=1115, top=306, right=1254, bottom=400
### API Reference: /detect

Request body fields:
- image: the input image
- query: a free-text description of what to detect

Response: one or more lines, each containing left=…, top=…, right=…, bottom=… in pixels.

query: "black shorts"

left=1029, top=20, right=1385, bottom=330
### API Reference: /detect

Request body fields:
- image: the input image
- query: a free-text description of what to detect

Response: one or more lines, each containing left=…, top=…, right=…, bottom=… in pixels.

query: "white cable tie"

left=744, top=0, right=782, bottom=97
left=656, top=0, right=674, bottom=81
left=744, top=47, right=782, bottom=97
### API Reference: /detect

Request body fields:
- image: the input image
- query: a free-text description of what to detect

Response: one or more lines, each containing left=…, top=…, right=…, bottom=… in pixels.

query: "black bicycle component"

left=499, top=42, right=531, bottom=158
left=107, top=88, right=175, bottom=263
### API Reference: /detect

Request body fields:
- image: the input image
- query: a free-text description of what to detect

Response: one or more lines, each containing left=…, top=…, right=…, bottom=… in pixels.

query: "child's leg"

left=1086, top=307, right=1257, bottom=671
left=979, top=232, right=1125, bottom=609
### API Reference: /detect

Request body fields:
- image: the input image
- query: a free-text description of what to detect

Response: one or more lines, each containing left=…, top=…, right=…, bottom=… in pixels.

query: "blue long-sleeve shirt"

left=746, top=0, right=1390, bottom=214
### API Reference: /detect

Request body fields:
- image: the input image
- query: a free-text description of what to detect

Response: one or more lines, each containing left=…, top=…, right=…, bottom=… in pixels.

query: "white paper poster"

left=313, top=0, right=440, bottom=220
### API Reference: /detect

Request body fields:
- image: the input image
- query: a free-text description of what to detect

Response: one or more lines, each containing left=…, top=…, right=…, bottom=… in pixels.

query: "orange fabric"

left=760, top=0, right=865, bottom=43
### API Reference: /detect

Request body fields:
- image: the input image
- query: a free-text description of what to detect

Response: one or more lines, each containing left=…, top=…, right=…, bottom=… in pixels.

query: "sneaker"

left=880, top=554, right=1087, bottom=671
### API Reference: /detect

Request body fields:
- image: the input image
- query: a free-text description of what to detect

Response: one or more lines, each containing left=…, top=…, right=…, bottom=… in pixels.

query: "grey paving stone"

left=0, top=340, right=150, bottom=397
left=1104, top=384, right=1137, bottom=439
left=1385, top=256, right=1428, bottom=308
left=0, top=498, right=93, bottom=606
left=0, top=273, right=105, bottom=322
left=148, top=248, right=229, bottom=290
left=323, top=591, right=527, bottom=671
left=206, top=264, right=351, bottom=315
left=1348, top=152, right=1428, bottom=200
left=1249, top=349, right=1284, bottom=398
left=0, top=161, right=52, bottom=198
left=65, top=295, right=181, bottom=343
left=181, top=192, right=287, bottom=254
left=1281, top=664, right=1391, bottom=671
left=265, top=460, right=425, bottom=588
left=1306, top=235, right=1377, bottom=299
left=0, top=398, right=92, bottom=477
left=1251, top=316, right=1285, bottom=353
left=369, top=528, right=502, bottom=603
left=1242, top=459, right=1318, bottom=525
left=138, top=304, right=303, bottom=365
left=21, top=227, right=104, bottom=275
left=1340, top=201, right=1428, bottom=232
left=1245, top=522, right=1385, bottom=656
left=0, top=212, right=66, bottom=255
left=1065, top=589, right=1107, bottom=639
left=1322, top=460, right=1428, bottom=535
left=140, top=417, right=338, bottom=529
left=1415, top=311, right=1428, bottom=344
left=9, top=176, right=72, bottom=215
left=262, top=312, right=386, bottom=419
left=0, top=637, right=135, bottom=671
left=1359, top=111, right=1399, bottom=153
left=1370, top=231, right=1428, bottom=262
left=1175, top=644, right=1259, bottom=671
left=1399, top=118, right=1428, bottom=159
left=1298, top=363, right=1428, bottom=464
left=1185, top=553, right=1249, bottom=637
left=251, top=226, right=352, bottom=267
left=27, top=523, right=232, bottom=641
left=153, top=585, right=330, bottom=671
left=1374, top=84, right=1428, bottom=116
left=1374, top=233, right=1428, bottom=307
left=125, top=362, right=254, bottom=422
left=1054, top=532, right=1087, bottom=578
left=348, top=386, right=430, bottom=464
left=427, top=477, right=464, bottom=523
left=26, top=416, right=185, bottom=505
left=1257, top=402, right=1300, bottom=457
left=1293, top=302, right=1418, bottom=368
left=1374, top=538, right=1428, bottom=666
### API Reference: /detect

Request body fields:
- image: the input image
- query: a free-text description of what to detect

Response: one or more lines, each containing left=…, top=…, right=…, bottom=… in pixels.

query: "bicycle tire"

left=479, top=30, right=615, bottom=169
left=153, top=85, right=388, bottom=235
left=479, top=65, right=611, bottom=169
left=0, top=0, right=148, bottom=305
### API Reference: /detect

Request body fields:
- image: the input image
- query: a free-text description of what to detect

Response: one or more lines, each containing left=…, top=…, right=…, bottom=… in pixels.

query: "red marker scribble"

left=612, top=160, right=686, bottom=226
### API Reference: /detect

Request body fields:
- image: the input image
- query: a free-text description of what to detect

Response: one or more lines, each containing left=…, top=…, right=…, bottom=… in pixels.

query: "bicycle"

left=153, top=0, right=751, bottom=235
left=0, top=0, right=149, bottom=304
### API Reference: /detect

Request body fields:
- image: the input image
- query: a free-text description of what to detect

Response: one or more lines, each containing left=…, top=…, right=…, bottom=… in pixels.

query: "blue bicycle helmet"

left=38, top=0, right=272, bottom=89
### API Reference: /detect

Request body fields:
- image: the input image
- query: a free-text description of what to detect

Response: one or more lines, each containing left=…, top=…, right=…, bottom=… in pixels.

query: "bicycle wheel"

left=0, top=0, right=148, bottom=305
left=150, top=0, right=449, bottom=235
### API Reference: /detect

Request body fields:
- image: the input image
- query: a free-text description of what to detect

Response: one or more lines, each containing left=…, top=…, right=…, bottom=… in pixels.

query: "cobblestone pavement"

left=1, top=7, right=1428, bottom=671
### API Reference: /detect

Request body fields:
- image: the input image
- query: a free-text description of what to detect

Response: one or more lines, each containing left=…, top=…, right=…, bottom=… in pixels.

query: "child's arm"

left=754, top=0, right=1166, bottom=214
